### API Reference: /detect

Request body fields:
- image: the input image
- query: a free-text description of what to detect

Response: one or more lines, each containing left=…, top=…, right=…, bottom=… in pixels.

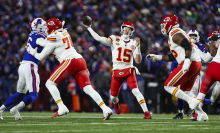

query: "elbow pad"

left=168, top=54, right=176, bottom=61
left=181, top=38, right=192, bottom=51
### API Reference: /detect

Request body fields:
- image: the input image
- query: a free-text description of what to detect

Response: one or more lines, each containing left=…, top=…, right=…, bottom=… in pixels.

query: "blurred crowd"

left=0, top=0, right=219, bottom=113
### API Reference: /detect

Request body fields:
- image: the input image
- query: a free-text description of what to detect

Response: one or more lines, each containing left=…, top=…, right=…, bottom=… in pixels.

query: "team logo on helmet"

left=48, top=21, right=55, bottom=25
left=163, top=17, right=170, bottom=22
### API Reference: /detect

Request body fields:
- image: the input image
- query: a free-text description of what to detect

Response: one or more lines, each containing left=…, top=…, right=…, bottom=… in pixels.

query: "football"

left=82, top=16, right=92, bottom=26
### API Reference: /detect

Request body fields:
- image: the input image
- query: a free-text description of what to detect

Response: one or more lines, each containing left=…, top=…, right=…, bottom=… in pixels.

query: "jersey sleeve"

left=170, top=60, right=178, bottom=72
left=108, top=35, right=115, bottom=44
left=36, top=32, right=47, bottom=39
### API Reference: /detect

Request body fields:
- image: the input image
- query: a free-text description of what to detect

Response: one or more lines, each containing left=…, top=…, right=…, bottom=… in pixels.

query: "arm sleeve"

left=34, top=41, right=56, bottom=61
left=87, top=27, right=112, bottom=46
left=36, top=38, right=47, bottom=47
left=194, top=48, right=213, bottom=62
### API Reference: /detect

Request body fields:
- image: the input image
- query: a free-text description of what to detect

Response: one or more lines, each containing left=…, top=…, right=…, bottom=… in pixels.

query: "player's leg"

left=73, top=58, right=112, bottom=120
left=10, top=64, right=39, bottom=120
left=126, top=68, right=151, bottom=119
left=110, top=76, right=124, bottom=115
left=0, top=64, right=27, bottom=120
left=47, top=59, right=73, bottom=118
left=173, top=99, right=184, bottom=119
left=164, top=61, right=201, bottom=111
left=210, top=81, right=220, bottom=114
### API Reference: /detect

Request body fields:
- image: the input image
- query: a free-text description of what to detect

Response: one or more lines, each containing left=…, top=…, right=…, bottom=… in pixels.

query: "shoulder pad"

left=108, top=35, right=115, bottom=43
left=170, top=28, right=181, bottom=37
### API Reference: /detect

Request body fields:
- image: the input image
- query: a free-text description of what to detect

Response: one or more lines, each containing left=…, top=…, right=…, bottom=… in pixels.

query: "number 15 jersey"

left=108, top=35, right=137, bottom=70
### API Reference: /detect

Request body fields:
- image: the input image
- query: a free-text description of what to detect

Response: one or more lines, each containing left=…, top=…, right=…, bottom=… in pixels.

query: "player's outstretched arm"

left=83, top=22, right=112, bottom=46
left=134, top=37, right=142, bottom=64
left=36, top=38, right=47, bottom=47
left=194, top=45, right=213, bottom=62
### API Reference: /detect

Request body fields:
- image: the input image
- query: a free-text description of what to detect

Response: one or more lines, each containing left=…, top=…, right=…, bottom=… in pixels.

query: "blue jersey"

left=23, top=31, right=47, bottom=65
left=196, top=43, right=208, bottom=53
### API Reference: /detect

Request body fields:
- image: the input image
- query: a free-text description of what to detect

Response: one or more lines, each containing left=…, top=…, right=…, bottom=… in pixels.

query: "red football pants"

left=49, top=58, right=91, bottom=90
left=111, top=68, right=137, bottom=97
left=164, top=61, right=202, bottom=91
left=200, top=62, right=220, bottom=94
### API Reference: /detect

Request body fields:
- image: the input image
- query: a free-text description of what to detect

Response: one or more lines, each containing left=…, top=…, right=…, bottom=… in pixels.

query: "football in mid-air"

left=82, top=16, right=92, bottom=26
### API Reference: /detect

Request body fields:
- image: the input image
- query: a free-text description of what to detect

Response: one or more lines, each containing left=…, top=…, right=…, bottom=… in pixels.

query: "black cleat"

left=173, top=113, right=183, bottom=119
left=216, top=108, right=220, bottom=115
left=187, top=108, right=195, bottom=117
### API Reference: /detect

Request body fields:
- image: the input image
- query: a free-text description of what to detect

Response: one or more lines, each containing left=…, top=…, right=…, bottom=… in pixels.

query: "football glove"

left=26, top=44, right=38, bottom=56
left=182, top=58, right=191, bottom=72
left=210, top=35, right=220, bottom=41
left=199, top=34, right=206, bottom=44
left=146, top=54, right=162, bottom=61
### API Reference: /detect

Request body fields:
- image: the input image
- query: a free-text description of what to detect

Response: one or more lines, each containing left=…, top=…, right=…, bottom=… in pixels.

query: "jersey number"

left=116, top=47, right=132, bottom=63
left=62, top=36, right=74, bottom=50
left=171, top=50, right=178, bottom=58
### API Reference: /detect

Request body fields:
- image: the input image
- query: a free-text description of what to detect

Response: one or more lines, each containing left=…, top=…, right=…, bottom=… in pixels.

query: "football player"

left=84, top=21, right=152, bottom=119
left=26, top=18, right=113, bottom=120
left=0, top=18, right=47, bottom=120
left=146, top=15, right=208, bottom=121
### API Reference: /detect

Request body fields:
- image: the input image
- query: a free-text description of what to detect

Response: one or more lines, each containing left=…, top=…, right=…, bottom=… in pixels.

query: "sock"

left=46, top=80, right=62, bottom=102
left=110, top=95, right=118, bottom=104
left=16, top=101, right=25, bottom=111
left=204, top=98, right=211, bottom=105
left=83, top=85, right=105, bottom=108
left=177, top=98, right=184, bottom=112
left=56, top=100, right=65, bottom=108
left=0, top=105, right=6, bottom=112
left=164, top=86, right=191, bottom=103
left=132, top=88, right=148, bottom=112
left=3, top=92, right=25, bottom=108
left=23, top=92, right=38, bottom=106
left=197, top=93, right=206, bottom=101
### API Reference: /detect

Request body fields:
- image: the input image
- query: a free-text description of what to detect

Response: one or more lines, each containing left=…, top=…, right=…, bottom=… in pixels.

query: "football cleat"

left=173, top=113, right=183, bottom=119
left=0, top=111, right=3, bottom=120
left=190, top=113, right=198, bottom=121
left=102, top=106, right=113, bottom=120
left=51, top=105, right=69, bottom=118
left=113, top=99, right=121, bottom=115
left=143, top=111, right=152, bottom=119
left=216, top=108, right=220, bottom=115
left=10, top=107, right=22, bottom=120
left=196, top=105, right=208, bottom=121
left=187, top=108, right=195, bottom=117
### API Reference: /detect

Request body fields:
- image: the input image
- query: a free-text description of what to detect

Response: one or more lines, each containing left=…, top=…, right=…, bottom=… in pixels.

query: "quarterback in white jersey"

left=146, top=14, right=208, bottom=121
left=27, top=18, right=113, bottom=120
left=84, top=20, right=151, bottom=119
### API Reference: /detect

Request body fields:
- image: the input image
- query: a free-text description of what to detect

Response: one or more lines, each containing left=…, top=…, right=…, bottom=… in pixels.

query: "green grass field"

left=0, top=112, right=220, bottom=133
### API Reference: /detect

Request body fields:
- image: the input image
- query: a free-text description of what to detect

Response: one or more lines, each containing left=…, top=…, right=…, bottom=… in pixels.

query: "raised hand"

left=199, top=34, right=206, bottom=44
left=135, top=37, right=140, bottom=47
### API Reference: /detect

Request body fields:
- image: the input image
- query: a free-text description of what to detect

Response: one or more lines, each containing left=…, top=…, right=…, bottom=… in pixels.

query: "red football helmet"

left=161, top=15, right=179, bottom=35
left=121, top=21, right=135, bottom=36
left=208, top=30, right=220, bottom=41
left=46, top=18, right=62, bottom=34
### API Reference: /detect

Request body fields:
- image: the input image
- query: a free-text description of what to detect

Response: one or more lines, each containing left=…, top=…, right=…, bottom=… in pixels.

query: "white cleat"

left=102, top=106, right=113, bottom=120
left=51, top=105, right=69, bottom=118
left=188, top=97, right=200, bottom=110
left=195, top=105, right=209, bottom=121
left=0, top=111, right=3, bottom=120
left=10, top=107, right=22, bottom=120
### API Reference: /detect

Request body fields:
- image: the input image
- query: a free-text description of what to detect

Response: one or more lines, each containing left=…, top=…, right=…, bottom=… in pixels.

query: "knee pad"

left=131, top=88, right=140, bottom=96
left=110, top=95, right=117, bottom=104
left=30, top=92, right=38, bottom=101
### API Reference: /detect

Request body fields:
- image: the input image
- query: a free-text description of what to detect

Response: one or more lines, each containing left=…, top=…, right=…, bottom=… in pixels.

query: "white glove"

left=182, top=58, right=191, bottom=72
left=26, top=44, right=38, bottom=56
left=146, top=54, right=162, bottom=61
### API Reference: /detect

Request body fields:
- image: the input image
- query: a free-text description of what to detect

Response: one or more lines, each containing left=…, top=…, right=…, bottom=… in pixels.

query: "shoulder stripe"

left=171, top=29, right=180, bottom=36
left=47, top=38, right=56, bottom=41
left=108, top=37, right=113, bottom=43
left=37, top=32, right=47, bottom=38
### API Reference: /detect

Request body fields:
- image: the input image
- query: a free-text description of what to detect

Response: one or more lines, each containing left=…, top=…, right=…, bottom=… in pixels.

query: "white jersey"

left=168, top=28, right=201, bottom=64
left=108, top=35, right=137, bottom=70
left=35, top=29, right=82, bottom=63
left=212, top=45, right=220, bottom=63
